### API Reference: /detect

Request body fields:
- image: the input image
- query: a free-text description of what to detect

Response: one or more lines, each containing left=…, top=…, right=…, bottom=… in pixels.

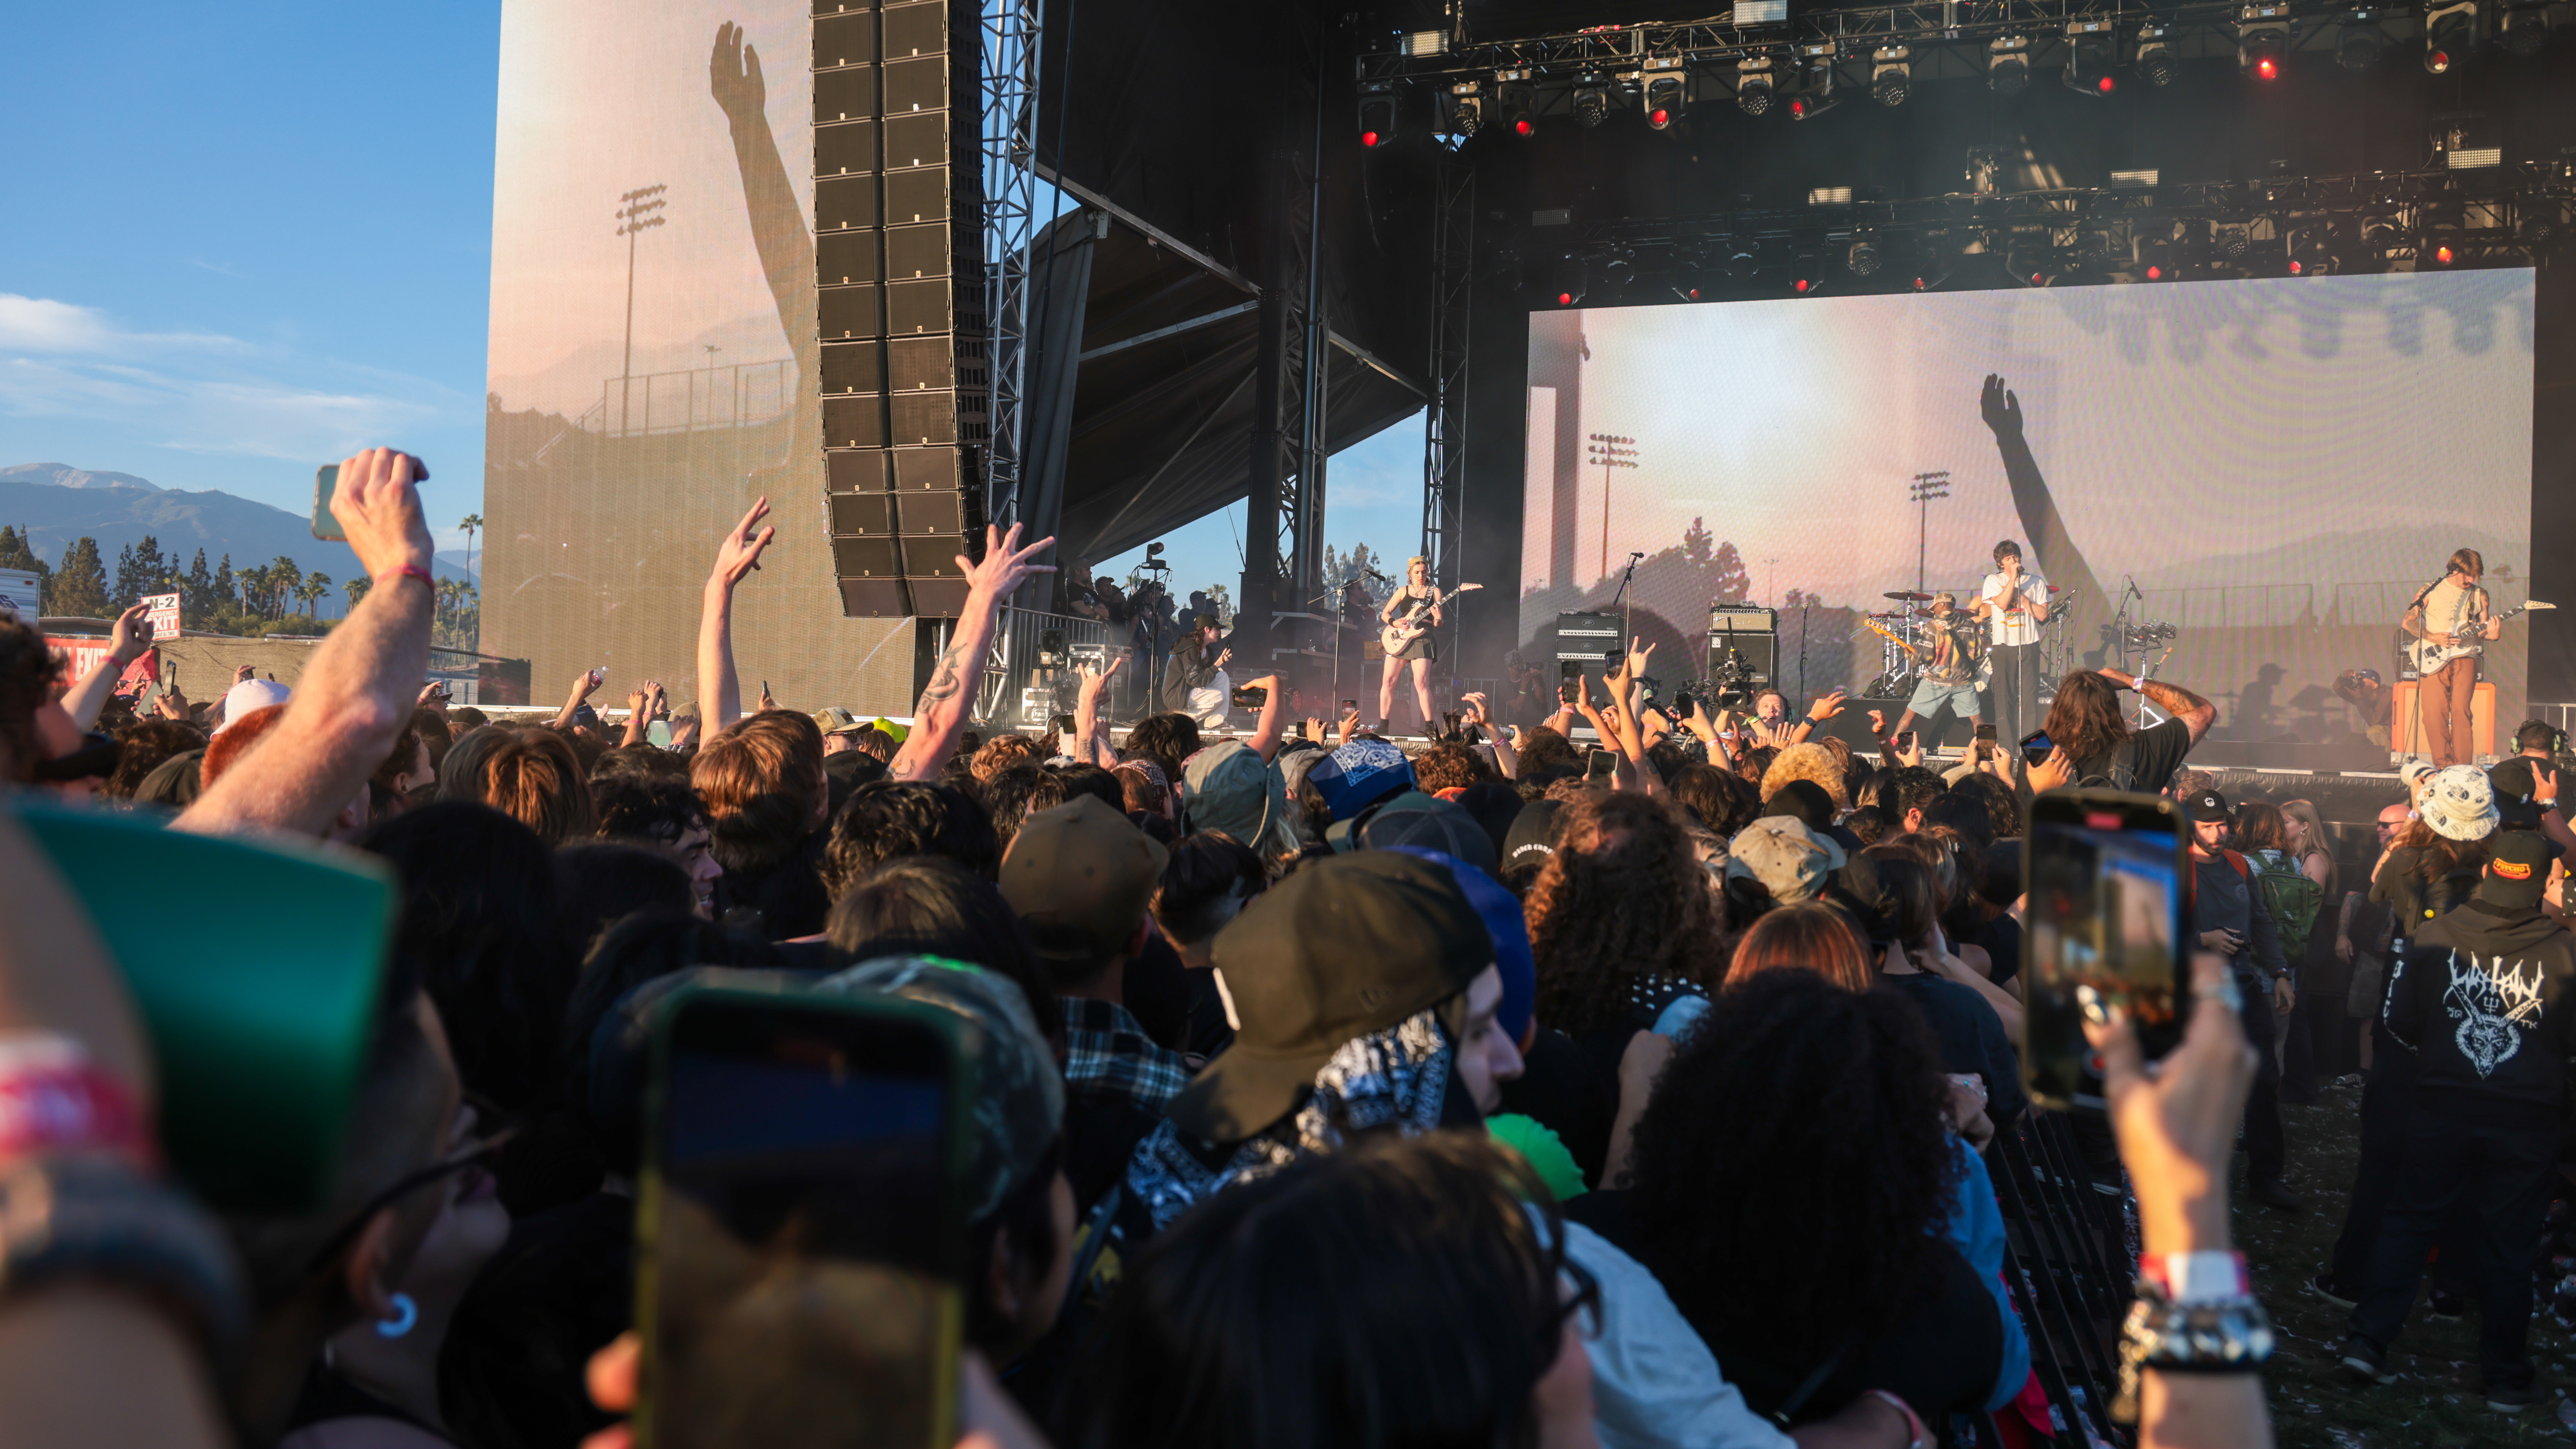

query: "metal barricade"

left=978, top=607, right=1113, bottom=728
left=1984, top=1115, right=2138, bottom=1448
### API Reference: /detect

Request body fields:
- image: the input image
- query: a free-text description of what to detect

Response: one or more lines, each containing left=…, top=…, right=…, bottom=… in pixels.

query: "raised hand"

left=1868, top=707, right=1888, bottom=737
left=708, top=21, right=768, bottom=126
left=756, top=681, right=778, bottom=712
left=1461, top=691, right=1491, bottom=726
left=959, top=522, right=1058, bottom=601
left=711, top=497, right=776, bottom=591
left=1623, top=637, right=1656, bottom=681
left=107, top=603, right=153, bottom=666
left=1979, top=373, right=2023, bottom=437
left=1808, top=688, right=1848, bottom=723
left=331, top=446, right=435, bottom=583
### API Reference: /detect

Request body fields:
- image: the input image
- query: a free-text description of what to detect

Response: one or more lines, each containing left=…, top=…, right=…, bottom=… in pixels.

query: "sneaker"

left=2306, top=1272, right=2359, bottom=1311
left=2485, top=1380, right=2545, bottom=1414
left=2249, top=1177, right=2306, bottom=1212
left=2337, top=1335, right=2397, bottom=1386
left=2429, top=1286, right=2469, bottom=1320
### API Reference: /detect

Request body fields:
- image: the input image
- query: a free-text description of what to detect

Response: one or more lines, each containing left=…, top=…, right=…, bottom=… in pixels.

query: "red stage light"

left=1515, top=118, right=1536, bottom=136
left=1790, top=99, right=1807, bottom=118
left=1687, top=287, right=1702, bottom=301
left=2098, top=76, right=2117, bottom=93
left=2435, top=244, right=2456, bottom=265
left=1557, top=292, right=1574, bottom=305
left=1361, top=130, right=1382, bottom=148
left=1912, top=277, right=1927, bottom=290
left=2030, top=272, right=2044, bottom=285
left=2427, top=48, right=2452, bottom=72
left=2146, top=264, right=2164, bottom=280
left=1649, top=107, right=1671, bottom=127
left=1794, top=278, right=1811, bottom=293
left=2289, top=260, right=2304, bottom=275
left=2255, top=57, right=2277, bottom=79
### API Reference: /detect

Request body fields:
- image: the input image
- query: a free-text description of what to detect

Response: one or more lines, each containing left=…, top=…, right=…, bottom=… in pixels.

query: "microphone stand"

left=1608, top=552, right=1644, bottom=682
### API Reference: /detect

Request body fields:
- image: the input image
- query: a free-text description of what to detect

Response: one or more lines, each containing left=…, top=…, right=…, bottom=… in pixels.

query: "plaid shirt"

left=1060, top=996, right=1194, bottom=1115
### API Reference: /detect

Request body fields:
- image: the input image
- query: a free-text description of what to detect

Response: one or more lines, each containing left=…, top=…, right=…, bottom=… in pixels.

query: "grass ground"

left=2239, top=1080, right=2576, bottom=1447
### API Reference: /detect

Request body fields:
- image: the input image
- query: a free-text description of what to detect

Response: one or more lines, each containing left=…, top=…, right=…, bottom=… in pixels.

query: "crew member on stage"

left=1376, top=556, right=1445, bottom=735
left=1882, top=591, right=1984, bottom=750
left=1160, top=614, right=1232, bottom=726
left=2402, top=548, right=2503, bottom=769
left=1978, top=540, right=2049, bottom=743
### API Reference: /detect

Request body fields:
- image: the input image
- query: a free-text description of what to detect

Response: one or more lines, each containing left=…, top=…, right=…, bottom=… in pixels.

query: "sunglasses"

left=32, top=731, right=122, bottom=784
left=302, top=1097, right=517, bottom=1273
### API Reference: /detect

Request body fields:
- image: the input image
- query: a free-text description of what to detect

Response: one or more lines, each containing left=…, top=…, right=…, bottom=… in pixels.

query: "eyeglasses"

left=302, top=1098, right=517, bottom=1273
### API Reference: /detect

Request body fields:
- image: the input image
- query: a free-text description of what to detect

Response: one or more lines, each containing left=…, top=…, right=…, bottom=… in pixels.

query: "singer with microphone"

left=1976, top=539, right=2051, bottom=743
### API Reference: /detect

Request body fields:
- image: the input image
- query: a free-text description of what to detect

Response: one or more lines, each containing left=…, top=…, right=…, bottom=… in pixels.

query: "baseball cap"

left=2419, top=764, right=2499, bottom=843
left=1502, top=799, right=1562, bottom=875
left=1174, top=853, right=1490, bottom=1143
left=1385, top=846, right=1532, bottom=1041
left=1725, top=816, right=1848, bottom=904
left=998, top=794, right=1169, bottom=963
left=2185, top=789, right=2231, bottom=824
left=815, top=955, right=1064, bottom=1220
left=1361, top=792, right=1500, bottom=878
left=812, top=705, right=863, bottom=735
left=1307, top=738, right=1415, bottom=821
left=1182, top=740, right=1285, bottom=851
left=2477, top=830, right=2553, bottom=911
left=1760, top=779, right=1836, bottom=830
left=217, top=678, right=290, bottom=732
left=1455, top=780, right=1526, bottom=865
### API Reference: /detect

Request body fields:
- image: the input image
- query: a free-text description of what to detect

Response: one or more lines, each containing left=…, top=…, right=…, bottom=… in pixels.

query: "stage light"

left=2136, top=22, right=2179, bottom=85
left=1794, top=277, right=1813, bottom=293
left=1871, top=45, right=1911, bottom=105
left=1358, top=86, right=1398, bottom=148
left=1989, top=35, right=2032, bottom=94
left=2424, top=0, right=2478, bottom=70
left=1799, top=40, right=1839, bottom=100
left=1789, top=94, right=1842, bottom=121
left=1643, top=73, right=1685, bottom=130
left=2213, top=221, right=2252, bottom=260
left=1440, top=84, right=1483, bottom=138
left=1550, top=259, right=1587, bottom=306
left=2065, top=19, right=2118, bottom=92
left=1571, top=82, right=1610, bottom=129
left=1848, top=234, right=1883, bottom=276
left=2287, top=224, right=2337, bottom=274
left=2239, top=4, right=2292, bottom=78
left=1725, top=242, right=1762, bottom=279
left=2337, top=10, right=2389, bottom=68
left=2434, top=242, right=2457, bottom=264
left=1497, top=81, right=1537, bottom=137
left=1736, top=56, right=1777, bottom=115
left=2147, top=263, right=2166, bottom=280
left=2500, top=0, right=2556, bottom=54
left=2360, top=212, right=2403, bottom=252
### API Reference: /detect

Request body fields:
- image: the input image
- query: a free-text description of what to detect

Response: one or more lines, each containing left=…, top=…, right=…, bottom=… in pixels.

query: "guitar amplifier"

left=1710, top=603, right=1778, bottom=634
left=1707, top=632, right=1778, bottom=687
left=1555, top=610, right=1622, bottom=663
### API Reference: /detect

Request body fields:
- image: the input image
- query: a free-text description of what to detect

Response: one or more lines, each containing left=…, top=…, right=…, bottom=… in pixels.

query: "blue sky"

left=0, top=2, right=1425, bottom=573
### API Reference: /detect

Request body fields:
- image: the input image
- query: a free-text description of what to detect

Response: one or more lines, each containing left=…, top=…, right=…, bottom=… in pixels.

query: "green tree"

left=51, top=537, right=112, bottom=619
left=1709, top=539, right=1751, bottom=604
left=0, top=526, right=51, bottom=610
left=267, top=557, right=304, bottom=617
left=113, top=535, right=172, bottom=608
left=239, top=564, right=270, bottom=618
left=212, top=554, right=235, bottom=612
left=344, top=575, right=370, bottom=612
left=1682, top=516, right=1715, bottom=567
left=184, top=549, right=214, bottom=622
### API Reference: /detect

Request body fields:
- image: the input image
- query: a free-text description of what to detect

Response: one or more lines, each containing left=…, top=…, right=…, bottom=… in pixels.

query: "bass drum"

left=1864, top=668, right=1917, bottom=699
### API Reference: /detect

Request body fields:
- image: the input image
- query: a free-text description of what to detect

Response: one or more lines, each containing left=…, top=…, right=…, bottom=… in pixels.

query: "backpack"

left=2249, top=850, right=2325, bottom=965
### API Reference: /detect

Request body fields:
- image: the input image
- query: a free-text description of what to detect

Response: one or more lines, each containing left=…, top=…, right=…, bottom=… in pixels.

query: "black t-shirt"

left=1496, top=1026, right=1617, bottom=1188
left=1183, top=965, right=1236, bottom=1059
left=1877, top=971, right=2029, bottom=1125
left=2069, top=716, right=2192, bottom=794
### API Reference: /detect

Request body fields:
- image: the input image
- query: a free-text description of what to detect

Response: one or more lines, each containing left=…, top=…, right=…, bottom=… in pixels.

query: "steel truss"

left=1420, top=153, right=1475, bottom=603
left=980, top=0, right=1041, bottom=526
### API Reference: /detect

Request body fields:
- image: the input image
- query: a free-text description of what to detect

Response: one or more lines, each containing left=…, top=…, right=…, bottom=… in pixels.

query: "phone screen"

left=641, top=992, right=965, bottom=1449
left=2024, top=791, right=2189, bottom=1110
left=2019, top=728, right=2056, bottom=768
left=1585, top=748, right=1618, bottom=782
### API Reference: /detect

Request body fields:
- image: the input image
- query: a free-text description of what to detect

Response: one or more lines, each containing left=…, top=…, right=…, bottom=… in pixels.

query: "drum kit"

left=1856, top=589, right=1989, bottom=699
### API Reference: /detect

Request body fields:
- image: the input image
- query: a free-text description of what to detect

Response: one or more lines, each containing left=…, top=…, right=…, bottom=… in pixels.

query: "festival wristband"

left=375, top=563, right=436, bottom=593
left=1860, top=1390, right=1929, bottom=1449
left=2137, top=1250, right=2250, bottom=1305
left=0, top=1035, right=153, bottom=1166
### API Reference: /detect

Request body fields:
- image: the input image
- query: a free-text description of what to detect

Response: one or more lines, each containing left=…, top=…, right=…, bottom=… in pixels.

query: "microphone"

left=1629, top=551, right=1645, bottom=559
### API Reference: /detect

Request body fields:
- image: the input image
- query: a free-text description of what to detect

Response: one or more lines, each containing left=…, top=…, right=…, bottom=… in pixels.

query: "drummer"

left=1883, top=591, right=1986, bottom=750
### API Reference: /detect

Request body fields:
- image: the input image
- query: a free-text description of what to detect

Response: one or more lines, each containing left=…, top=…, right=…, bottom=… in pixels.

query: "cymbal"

left=1883, top=590, right=1933, bottom=602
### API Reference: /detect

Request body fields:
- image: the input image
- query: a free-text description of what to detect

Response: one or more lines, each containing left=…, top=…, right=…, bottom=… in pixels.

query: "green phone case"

left=13, top=801, right=396, bottom=1212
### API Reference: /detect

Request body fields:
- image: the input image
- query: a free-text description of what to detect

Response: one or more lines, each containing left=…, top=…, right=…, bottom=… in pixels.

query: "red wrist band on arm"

left=0, top=1038, right=155, bottom=1167
left=376, top=564, right=435, bottom=593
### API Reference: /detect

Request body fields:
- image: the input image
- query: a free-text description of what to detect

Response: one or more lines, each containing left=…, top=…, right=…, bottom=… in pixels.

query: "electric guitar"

left=1380, top=583, right=1482, bottom=655
left=2406, top=601, right=2554, bottom=671
left=1859, top=615, right=1985, bottom=684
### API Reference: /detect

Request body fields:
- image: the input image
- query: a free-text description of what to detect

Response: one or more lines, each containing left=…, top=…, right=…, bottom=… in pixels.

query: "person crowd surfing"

left=3, top=440, right=2412, bottom=1449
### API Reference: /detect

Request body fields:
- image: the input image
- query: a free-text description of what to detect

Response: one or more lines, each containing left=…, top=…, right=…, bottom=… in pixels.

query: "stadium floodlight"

left=1989, top=35, right=2032, bottom=94
left=1871, top=44, right=1912, bottom=105
left=2423, top=0, right=2479, bottom=71
left=1736, top=56, right=1777, bottom=115
left=2337, top=9, right=2389, bottom=68
left=2238, top=3, right=2292, bottom=78
left=2136, top=20, right=2179, bottom=85
left=2066, top=20, right=2120, bottom=93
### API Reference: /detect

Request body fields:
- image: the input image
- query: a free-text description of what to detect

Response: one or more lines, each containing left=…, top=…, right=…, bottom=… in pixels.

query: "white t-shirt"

left=1562, top=1221, right=1794, bottom=1449
left=1981, top=567, right=2049, bottom=648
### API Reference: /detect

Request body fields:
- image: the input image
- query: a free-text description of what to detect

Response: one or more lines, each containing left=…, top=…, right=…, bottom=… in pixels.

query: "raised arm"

left=697, top=497, right=776, bottom=733
left=61, top=603, right=153, bottom=731
left=1073, top=653, right=1124, bottom=768
left=177, top=448, right=433, bottom=837
left=1465, top=692, right=1515, bottom=777
left=2099, top=667, right=2218, bottom=746
left=552, top=668, right=604, bottom=730
left=1245, top=673, right=1289, bottom=762
left=887, top=524, right=1056, bottom=782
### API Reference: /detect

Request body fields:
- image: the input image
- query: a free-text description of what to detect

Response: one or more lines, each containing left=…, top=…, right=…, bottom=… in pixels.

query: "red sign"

left=49, top=639, right=159, bottom=693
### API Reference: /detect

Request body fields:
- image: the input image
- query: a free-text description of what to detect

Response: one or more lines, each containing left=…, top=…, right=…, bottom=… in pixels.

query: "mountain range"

left=0, top=464, right=477, bottom=586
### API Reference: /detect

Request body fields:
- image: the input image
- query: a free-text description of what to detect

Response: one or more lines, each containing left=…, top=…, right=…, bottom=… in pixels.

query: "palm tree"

left=459, top=513, right=483, bottom=588
left=344, top=576, right=370, bottom=612
left=301, top=573, right=330, bottom=621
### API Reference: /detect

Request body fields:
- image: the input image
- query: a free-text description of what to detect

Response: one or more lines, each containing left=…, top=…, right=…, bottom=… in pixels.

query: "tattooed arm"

left=887, top=523, right=1058, bottom=782
left=2097, top=667, right=2219, bottom=746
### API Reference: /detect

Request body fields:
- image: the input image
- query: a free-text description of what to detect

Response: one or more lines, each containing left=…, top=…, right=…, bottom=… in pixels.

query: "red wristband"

left=2137, top=1250, right=2250, bottom=1305
left=0, top=1039, right=154, bottom=1167
left=376, top=563, right=435, bottom=593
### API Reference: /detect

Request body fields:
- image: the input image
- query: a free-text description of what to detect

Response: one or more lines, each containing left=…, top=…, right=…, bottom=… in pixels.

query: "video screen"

left=1518, top=271, right=2536, bottom=749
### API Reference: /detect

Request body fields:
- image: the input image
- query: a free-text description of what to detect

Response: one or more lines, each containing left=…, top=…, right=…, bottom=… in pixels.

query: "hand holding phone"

left=2024, top=790, right=2191, bottom=1111
left=2019, top=729, right=2056, bottom=768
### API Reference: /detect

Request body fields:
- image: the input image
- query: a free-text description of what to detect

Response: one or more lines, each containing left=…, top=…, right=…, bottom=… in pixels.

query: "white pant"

left=1186, top=669, right=1232, bottom=728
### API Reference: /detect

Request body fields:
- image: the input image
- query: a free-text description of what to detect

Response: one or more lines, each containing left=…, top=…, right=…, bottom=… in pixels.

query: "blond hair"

left=2280, top=799, right=2336, bottom=891
left=1759, top=741, right=1850, bottom=812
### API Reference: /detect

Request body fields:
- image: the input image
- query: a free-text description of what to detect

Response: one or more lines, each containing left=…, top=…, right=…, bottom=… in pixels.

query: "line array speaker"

left=814, top=0, right=990, bottom=619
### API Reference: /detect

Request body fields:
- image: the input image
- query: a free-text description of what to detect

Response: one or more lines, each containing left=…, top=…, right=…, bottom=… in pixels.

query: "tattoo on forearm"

left=912, top=645, right=969, bottom=715
left=2139, top=678, right=2210, bottom=719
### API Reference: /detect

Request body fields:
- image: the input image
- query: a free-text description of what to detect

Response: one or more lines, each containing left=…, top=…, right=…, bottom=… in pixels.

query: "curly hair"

left=1626, top=971, right=1959, bottom=1381
left=1666, top=762, right=1758, bottom=839
left=590, top=775, right=710, bottom=845
left=1527, top=790, right=1727, bottom=1037
left=1412, top=741, right=1489, bottom=793
left=2042, top=671, right=2129, bottom=771
left=1760, top=742, right=1849, bottom=812
left=1124, top=713, right=1201, bottom=782
left=822, top=779, right=1001, bottom=897
left=1733, top=744, right=1778, bottom=787
left=976, top=763, right=1065, bottom=850
left=1947, top=772, right=2021, bottom=842
left=106, top=717, right=206, bottom=799
left=0, top=621, right=64, bottom=784
left=1515, top=725, right=1582, bottom=782
left=972, top=733, right=1045, bottom=781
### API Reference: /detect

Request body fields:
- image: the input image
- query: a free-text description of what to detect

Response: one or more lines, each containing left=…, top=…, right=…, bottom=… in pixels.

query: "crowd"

left=16, top=443, right=2507, bottom=1449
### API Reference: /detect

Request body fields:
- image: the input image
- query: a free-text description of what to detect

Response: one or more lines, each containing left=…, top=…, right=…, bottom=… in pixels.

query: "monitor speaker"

left=813, top=0, right=989, bottom=619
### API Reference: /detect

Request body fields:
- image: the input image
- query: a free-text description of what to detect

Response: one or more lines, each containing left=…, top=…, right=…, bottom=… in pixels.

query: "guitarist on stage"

left=2403, top=548, right=2503, bottom=768
left=1376, top=555, right=1446, bottom=735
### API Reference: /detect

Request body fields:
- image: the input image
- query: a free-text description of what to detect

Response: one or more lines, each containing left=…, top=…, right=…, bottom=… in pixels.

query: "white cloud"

left=0, top=293, right=240, bottom=355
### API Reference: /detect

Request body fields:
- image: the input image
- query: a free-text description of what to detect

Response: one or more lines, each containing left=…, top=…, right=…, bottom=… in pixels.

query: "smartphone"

left=2019, top=728, right=2056, bottom=768
left=1894, top=731, right=1916, bottom=754
left=1051, top=714, right=1075, bottom=735
left=1672, top=691, right=1696, bottom=718
left=1340, top=699, right=1358, bottom=715
left=310, top=463, right=347, bottom=542
left=1585, top=748, right=1619, bottom=784
left=1974, top=722, right=1997, bottom=743
left=2024, top=789, right=2191, bottom=1110
left=638, top=988, right=971, bottom=1449
left=647, top=719, right=674, bottom=749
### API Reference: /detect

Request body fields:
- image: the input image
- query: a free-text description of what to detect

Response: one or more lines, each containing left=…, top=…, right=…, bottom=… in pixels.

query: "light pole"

left=615, top=185, right=668, bottom=435
left=1585, top=433, right=1639, bottom=582
left=1908, top=470, right=1950, bottom=595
